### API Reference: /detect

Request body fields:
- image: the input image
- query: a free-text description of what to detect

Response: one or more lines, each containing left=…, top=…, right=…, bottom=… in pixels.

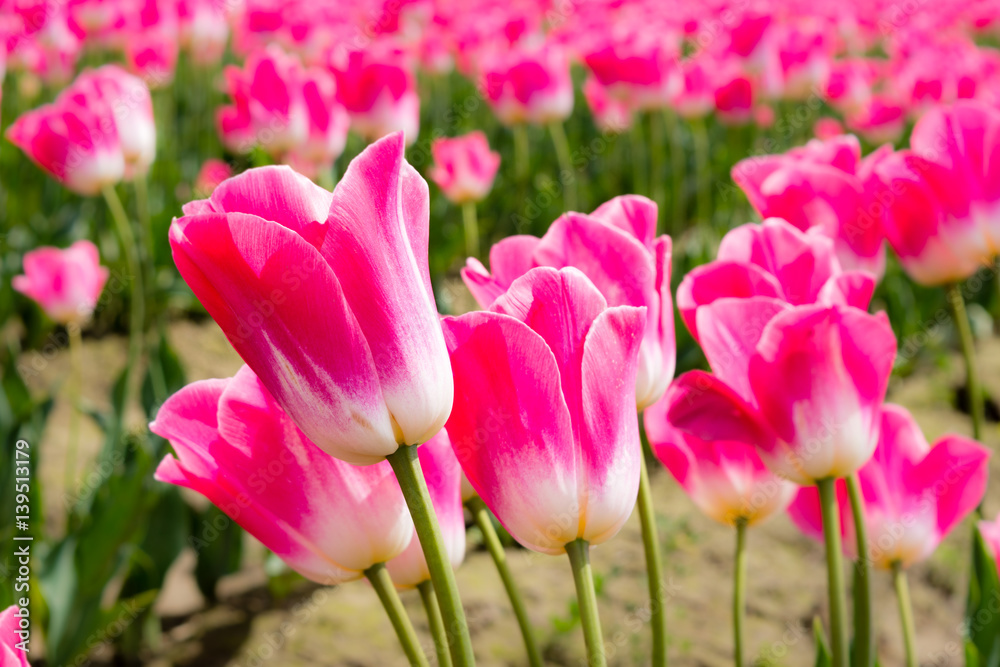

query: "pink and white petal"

left=918, top=435, right=990, bottom=540
left=676, top=261, right=783, bottom=341
left=695, top=296, right=792, bottom=404
left=461, top=258, right=507, bottom=309
left=488, top=235, right=542, bottom=287
left=443, top=312, right=579, bottom=555
left=590, top=194, right=659, bottom=249
left=817, top=271, right=876, bottom=311
left=323, top=132, right=453, bottom=448
left=169, top=213, right=396, bottom=464
left=636, top=236, right=676, bottom=409
left=578, top=304, right=645, bottom=545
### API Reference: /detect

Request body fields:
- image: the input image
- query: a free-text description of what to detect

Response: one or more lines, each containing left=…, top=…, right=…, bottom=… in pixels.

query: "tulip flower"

left=122, top=0, right=179, bottom=86
left=6, top=97, right=124, bottom=196
left=193, top=159, right=232, bottom=198
left=171, top=132, right=471, bottom=662
left=479, top=43, right=574, bottom=127
left=714, top=70, right=755, bottom=125
left=874, top=101, right=1000, bottom=440
left=444, top=266, right=645, bottom=666
left=284, top=66, right=350, bottom=185
left=217, top=45, right=308, bottom=157
left=979, top=513, right=1000, bottom=580
left=788, top=403, right=988, bottom=667
left=583, top=76, right=633, bottom=132
left=676, top=217, right=876, bottom=342
left=152, top=366, right=429, bottom=664
left=13, top=240, right=108, bottom=325
left=429, top=131, right=501, bottom=257
left=178, top=0, right=230, bottom=64
left=332, top=49, right=420, bottom=145
left=463, top=195, right=675, bottom=411
left=582, top=36, right=674, bottom=112
left=0, top=606, right=29, bottom=667
left=731, top=135, right=889, bottom=278
left=62, top=65, right=157, bottom=177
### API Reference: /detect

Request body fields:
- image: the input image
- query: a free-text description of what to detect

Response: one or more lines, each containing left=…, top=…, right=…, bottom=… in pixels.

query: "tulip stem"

left=637, top=455, right=668, bottom=666
left=691, top=116, right=711, bottom=225
left=664, top=111, right=685, bottom=232
left=388, top=444, right=475, bottom=666
left=65, top=324, right=83, bottom=492
left=102, top=184, right=144, bottom=414
left=565, top=538, right=606, bottom=667
left=461, top=201, right=480, bottom=259
left=846, top=474, right=873, bottom=667
left=513, top=124, right=530, bottom=181
left=649, top=112, right=666, bottom=224
left=134, top=174, right=153, bottom=275
left=631, top=119, right=648, bottom=196
left=548, top=121, right=577, bottom=212
left=817, top=477, right=848, bottom=667
left=947, top=282, right=983, bottom=440
left=733, top=518, right=747, bottom=667
left=466, top=497, right=543, bottom=667
left=891, top=561, right=918, bottom=667
left=418, top=580, right=453, bottom=667
left=364, top=563, right=430, bottom=667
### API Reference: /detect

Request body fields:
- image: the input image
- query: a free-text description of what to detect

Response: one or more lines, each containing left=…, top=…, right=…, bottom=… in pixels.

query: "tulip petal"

left=169, top=212, right=396, bottom=464
left=489, top=234, right=542, bottom=288
left=323, top=132, right=453, bottom=448
left=590, top=194, right=658, bottom=249
left=661, top=371, right=775, bottom=450
left=676, top=261, right=782, bottom=340
left=917, top=436, right=990, bottom=539
left=443, top=311, right=579, bottom=555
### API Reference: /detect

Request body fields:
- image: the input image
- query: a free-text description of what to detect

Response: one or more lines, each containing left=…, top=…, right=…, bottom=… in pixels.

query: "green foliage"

left=965, top=526, right=1000, bottom=666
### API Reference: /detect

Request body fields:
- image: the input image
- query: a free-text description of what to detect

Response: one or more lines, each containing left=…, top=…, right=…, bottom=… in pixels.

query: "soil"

left=22, top=317, right=1000, bottom=667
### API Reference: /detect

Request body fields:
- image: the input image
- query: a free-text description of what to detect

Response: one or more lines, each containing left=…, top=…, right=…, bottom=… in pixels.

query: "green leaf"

left=141, top=331, right=187, bottom=420
left=813, top=617, right=833, bottom=667
left=191, top=504, right=243, bottom=603
left=967, top=525, right=1000, bottom=665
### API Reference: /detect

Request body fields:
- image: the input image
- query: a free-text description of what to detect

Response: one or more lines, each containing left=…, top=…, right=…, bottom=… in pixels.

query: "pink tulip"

left=0, top=606, right=29, bottom=667
left=444, top=267, right=645, bottom=554
left=845, top=95, right=906, bottom=145
left=284, top=67, right=350, bottom=179
left=676, top=218, right=876, bottom=342
left=332, top=49, right=420, bottom=145
left=13, top=241, right=109, bottom=325
left=788, top=404, right=989, bottom=568
left=217, top=45, right=308, bottom=157
left=731, top=135, right=889, bottom=278
left=666, top=297, right=896, bottom=486
left=582, top=35, right=674, bottom=111
left=583, top=76, right=633, bottom=132
left=672, top=59, right=714, bottom=119
left=153, top=366, right=414, bottom=583
left=122, top=0, right=179, bottom=86
left=874, top=101, right=1000, bottom=286
left=386, top=428, right=465, bottom=589
left=6, top=97, right=124, bottom=195
left=171, top=133, right=452, bottom=465
left=61, top=65, right=156, bottom=177
left=645, top=383, right=797, bottom=527
left=979, top=514, right=1000, bottom=579
left=714, top=69, right=755, bottom=125
left=429, top=131, right=501, bottom=205
left=463, top=195, right=675, bottom=409
left=193, top=158, right=232, bottom=198
left=178, top=0, right=229, bottom=65
left=814, top=117, right=844, bottom=141
left=480, top=43, right=574, bottom=126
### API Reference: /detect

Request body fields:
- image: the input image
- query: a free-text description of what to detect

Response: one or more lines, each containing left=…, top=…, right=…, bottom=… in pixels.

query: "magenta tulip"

left=875, top=101, right=1000, bottom=286
left=332, top=49, right=420, bottom=145
left=979, top=514, right=1000, bottom=580
left=193, top=158, right=232, bottom=198
left=583, top=76, right=633, bottom=132
left=153, top=366, right=414, bottom=584
left=444, top=266, right=645, bottom=555
left=732, top=135, right=889, bottom=278
left=284, top=66, right=350, bottom=179
left=463, top=195, right=674, bottom=409
left=676, top=217, right=875, bottom=342
left=171, top=132, right=452, bottom=465
left=0, top=607, right=28, bottom=667
left=429, top=131, right=501, bottom=205
left=386, top=428, right=465, bottom=589
left=645, top=384, right=797, bottom=527
left=6, top=97, right=124, bottom=195
left=480, top=43, right=574, bottom=126
left=13, top=240, right=109, bottom=325
left=788, top=404, right=989, bottom=569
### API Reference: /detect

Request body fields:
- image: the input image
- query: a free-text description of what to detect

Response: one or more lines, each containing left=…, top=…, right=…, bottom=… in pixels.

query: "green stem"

left=565, top=538, right=606, bottom=667
left=513, top=124, right=530, bottom=181
left=461, top=201, right=480, bottom=259
left=387, top=445, right=475, bottom=666
left=134, top=173, right=152, bottom=269
left=365, top=563, right=430, bottom=667
left=891, top=561, right=918, bottom=667
left=846, top=474, right=873, bottom=667
left=664, top=110, right=685, bottom=232
left=418, top=580, right=453, bottom=667
left=947, top=282, right=983, bottom=440
left=637, top=455, right=667, bottom=666
left=548, top=121, right=577, bottom=212
left=691, top=116, right=711, bottom=225
left=817, top=477, right=848, bottom=667
left=734, top=519, right=747, bottom=667
left=102, top=184, right=144, bottom=410
left=649, top=112, right=665, bottom=225
left=66, top=324, right=83, bottom=492
left=466, top=497, right=543, bottom=667
left=631, top=119, right=648, bottom=196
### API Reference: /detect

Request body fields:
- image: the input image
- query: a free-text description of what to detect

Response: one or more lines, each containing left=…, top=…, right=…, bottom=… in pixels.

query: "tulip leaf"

left=967, top=526, right=1000, bottom=665
left=813, top=617, right=832, bottom=667
left=141, top=331, right=187, bottom=421
left=192, top=504, right=244, bottom=603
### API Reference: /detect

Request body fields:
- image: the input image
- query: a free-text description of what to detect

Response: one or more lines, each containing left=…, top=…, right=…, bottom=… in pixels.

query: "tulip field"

left=7, top=0, right=1000, bottom=665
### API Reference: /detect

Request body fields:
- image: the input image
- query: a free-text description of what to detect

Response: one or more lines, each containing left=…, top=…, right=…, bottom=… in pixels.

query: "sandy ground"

left=22, top=317, right=1000, bottom=667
